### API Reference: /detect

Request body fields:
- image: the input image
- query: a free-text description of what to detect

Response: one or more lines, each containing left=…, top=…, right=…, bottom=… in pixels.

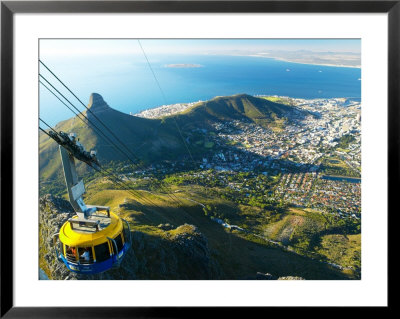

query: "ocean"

left=39, top=54, right=361, bottom=126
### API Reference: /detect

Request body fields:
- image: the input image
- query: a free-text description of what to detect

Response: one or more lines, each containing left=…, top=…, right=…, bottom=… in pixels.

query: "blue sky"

left=40, top=39, right=361, bottom=58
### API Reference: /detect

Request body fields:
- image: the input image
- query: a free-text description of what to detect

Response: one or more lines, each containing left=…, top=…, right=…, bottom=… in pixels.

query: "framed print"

left=1, top=0, right=396, bottom=316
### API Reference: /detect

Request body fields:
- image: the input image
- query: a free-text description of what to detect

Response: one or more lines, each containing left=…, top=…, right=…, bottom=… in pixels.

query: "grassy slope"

left=317, top=234, right=361, bottom=270
left=171, top=94, right=305, bottom=130
left=261, top=208, right=361, bottom=272
left=83, top=180, right=355, bottom=280
left=171, top=185, right=360, bottom=275
left=261, top=96, right=296, bottom=106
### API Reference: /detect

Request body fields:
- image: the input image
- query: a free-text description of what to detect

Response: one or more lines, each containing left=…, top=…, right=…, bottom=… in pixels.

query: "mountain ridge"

left=39, top=93, right=309, bottom=179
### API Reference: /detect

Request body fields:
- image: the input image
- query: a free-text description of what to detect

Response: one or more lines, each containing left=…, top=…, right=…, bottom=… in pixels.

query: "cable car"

left=53, top=209, right=132, bottom=275
left=51, top=132, right=132, bottom=275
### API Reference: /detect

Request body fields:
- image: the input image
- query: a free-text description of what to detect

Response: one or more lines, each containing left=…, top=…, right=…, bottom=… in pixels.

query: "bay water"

left=40, top=54, right=361, bottom=126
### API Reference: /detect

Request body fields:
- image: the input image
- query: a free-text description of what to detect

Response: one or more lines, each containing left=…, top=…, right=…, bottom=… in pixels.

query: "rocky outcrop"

left=39, top=194, right=75, bottom=279
left=255, top=272, right=305, bottom=280
left=277, top=276, right=305, bottom=280
left=87, top=93, right=111, bottom=114
left=131, top=224, right=222, bottom=280
left=256, top=272, right=275, bottom=280
left=39, top=195, right=222, bottom=280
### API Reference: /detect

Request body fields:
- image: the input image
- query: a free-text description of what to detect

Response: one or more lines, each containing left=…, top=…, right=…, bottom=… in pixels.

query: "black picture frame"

left=1, top=0, right=396, bottom=316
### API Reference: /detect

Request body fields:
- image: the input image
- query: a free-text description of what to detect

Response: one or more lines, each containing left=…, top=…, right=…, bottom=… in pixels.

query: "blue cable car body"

left=56, top=241, right=131, bottom=275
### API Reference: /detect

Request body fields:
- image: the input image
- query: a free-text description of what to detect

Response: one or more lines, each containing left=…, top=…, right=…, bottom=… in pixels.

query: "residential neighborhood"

left=130, top=96, right=361, bottom=219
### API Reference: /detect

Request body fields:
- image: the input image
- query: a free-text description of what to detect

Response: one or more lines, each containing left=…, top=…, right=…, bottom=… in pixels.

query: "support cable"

left=39, top=115, right=162, bottom=209
left=137, top=40, right=196, bottom=165
left=39, top=78, right=141, bottom=170
left=40, top=60, right=144, bottom=166
left=40, top=71, right=181, bottom=206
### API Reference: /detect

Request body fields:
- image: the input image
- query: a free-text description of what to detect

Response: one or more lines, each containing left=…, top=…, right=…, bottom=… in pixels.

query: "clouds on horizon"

left=40, top=39, right=361, bottom=59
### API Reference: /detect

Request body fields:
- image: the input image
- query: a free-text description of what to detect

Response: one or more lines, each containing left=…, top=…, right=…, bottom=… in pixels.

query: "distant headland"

left=165, top=63, right=203, bottom=68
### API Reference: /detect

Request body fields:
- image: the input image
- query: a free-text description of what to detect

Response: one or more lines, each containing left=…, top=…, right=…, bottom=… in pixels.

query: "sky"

left=40, top=39, right=361, bottom=58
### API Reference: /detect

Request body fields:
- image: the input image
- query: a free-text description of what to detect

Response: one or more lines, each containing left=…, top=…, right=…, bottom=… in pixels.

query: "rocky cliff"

left=39, top=195, right=222, bottom=280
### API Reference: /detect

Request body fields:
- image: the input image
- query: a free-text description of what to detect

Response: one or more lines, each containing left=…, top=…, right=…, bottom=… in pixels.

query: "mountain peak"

left=213, top=93, right=250, bottom=100
left=88, top=93, right=110, bottom=112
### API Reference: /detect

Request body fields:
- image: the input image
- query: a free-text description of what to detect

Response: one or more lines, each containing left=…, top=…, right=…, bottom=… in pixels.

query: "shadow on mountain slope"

left=40, top=195, right=352, bottom=280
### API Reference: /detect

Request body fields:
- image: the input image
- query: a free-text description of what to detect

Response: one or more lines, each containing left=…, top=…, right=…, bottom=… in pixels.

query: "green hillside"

left=40, top=93, right=184, bottom=179
left=169, top=93, right=307, bottom=131
left=39, top=93, right=308, bottom=180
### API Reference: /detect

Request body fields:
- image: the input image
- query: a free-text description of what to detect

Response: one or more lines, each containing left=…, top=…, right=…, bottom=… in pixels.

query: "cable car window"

left=114, top=234, right=123, bottom=253
left=78, top=247, right=93, bottom=264
left=94, top=242, right=110, bottom=263
left=65, top=245, right=77, bottom=262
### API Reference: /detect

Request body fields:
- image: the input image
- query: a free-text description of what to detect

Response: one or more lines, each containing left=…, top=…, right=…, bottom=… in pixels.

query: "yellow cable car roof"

left=59, top=211, right=123, bottom=247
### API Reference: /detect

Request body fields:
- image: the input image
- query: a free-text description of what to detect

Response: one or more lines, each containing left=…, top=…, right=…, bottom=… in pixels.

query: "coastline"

left=133, top=94, right=361, bottom=119
left=272, top=57, right=360, bottom=69
left=246, top=54, right=361, bottom=69
left=204, top=52, right=361, bottom=69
